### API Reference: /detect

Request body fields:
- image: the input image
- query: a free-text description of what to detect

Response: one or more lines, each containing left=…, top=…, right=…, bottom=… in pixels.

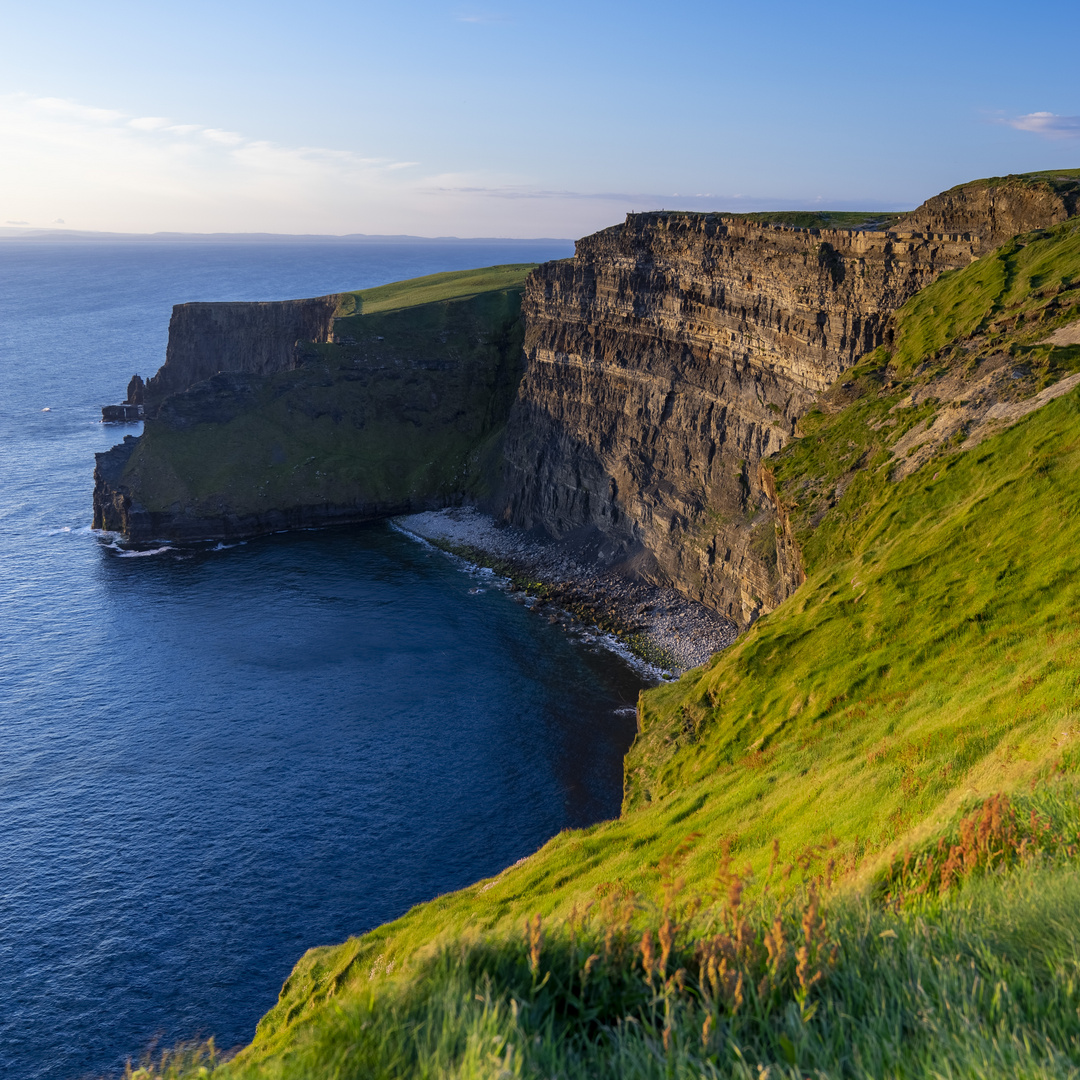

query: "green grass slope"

left=334, top=264, right=537, bottom=317
left=133, top=229, right=1080, bottom=1079
left=936, top=167, right=1080, bottom=197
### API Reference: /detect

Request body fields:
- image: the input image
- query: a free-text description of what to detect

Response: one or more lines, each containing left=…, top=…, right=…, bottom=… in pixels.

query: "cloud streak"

left=0, top=92, right=702, bottom=236
left=0, top=93, right=839, bottom=237
left=1003, top=112, right=1080, bottom=139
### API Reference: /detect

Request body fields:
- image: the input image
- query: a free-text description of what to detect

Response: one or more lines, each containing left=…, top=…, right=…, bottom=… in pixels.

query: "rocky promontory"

left=94, top=269, right=530, bottom=539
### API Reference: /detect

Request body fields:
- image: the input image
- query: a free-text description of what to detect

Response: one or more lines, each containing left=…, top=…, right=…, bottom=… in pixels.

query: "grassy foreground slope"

left=140, top=229, right=1080, bottom=1078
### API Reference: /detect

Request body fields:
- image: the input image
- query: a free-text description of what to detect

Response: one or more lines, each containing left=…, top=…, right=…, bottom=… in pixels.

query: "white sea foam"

left=115, top=546, right=174, bottom=558
left=46, top=526, right=72, bottom=535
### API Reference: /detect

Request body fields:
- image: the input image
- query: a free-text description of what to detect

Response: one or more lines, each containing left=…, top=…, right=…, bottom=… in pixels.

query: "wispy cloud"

left=0, top=93, right=437, bottom=233
left=1003, top=112, right=1080, bottom=139
left=0, top=92, right=803, bottom=237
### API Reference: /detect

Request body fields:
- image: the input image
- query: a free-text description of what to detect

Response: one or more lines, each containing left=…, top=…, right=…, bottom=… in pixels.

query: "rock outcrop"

left=93, top=287, right=525, bottom=540
left=126, top=374, right=145, bottom=406
left=144, top=296, right=341, bottom=411
left=902, top=172, right=1079, bottom=249
left=500, top=176, right=1077, bottom=626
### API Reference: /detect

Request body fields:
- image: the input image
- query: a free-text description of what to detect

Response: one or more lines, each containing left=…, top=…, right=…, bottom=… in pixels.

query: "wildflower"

left=526, top=914, right=542, bottom=976
left=640, top=929, right=656, bottom=981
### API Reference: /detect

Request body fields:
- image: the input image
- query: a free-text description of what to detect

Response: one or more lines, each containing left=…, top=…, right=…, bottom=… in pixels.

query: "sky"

left=0, top=0, right=1077, bottom=238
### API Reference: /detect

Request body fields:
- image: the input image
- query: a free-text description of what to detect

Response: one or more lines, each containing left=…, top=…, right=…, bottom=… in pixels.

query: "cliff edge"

left=94, top=267, right=533, bottom=540
left=500, top=172, right=1078, bottom=626
left=144, top=296, right=342, bottom=411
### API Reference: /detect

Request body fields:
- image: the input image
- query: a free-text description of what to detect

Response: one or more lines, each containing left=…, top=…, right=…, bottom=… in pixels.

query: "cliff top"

left=615, top=208, right=906, bottom=234
left=721, top=209, right=906, bottom=231
left=335, top=262, right=537, bottom=317
left=935, top=167, right=1080, bottom=197
left=615, top=170, right=1080, bottom=242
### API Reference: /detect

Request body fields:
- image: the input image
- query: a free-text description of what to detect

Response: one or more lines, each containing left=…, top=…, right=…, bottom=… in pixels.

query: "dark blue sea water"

left=0, top=241, right=644, bottom=1079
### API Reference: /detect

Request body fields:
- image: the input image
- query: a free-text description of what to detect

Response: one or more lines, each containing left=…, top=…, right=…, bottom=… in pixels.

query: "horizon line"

left=0, top=226, right=578, bottom=244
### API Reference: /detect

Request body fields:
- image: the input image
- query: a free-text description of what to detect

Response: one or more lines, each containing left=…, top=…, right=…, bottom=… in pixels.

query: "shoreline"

left=392, top=507, right=738, bottom=677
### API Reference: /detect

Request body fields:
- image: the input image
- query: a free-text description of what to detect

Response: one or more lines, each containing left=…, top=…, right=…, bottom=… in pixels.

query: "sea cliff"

left=94, top=268, right=531, bottom=539
left=499, top=173, right=1077, bottom=626
left=144, top=296, right=342, bottom=410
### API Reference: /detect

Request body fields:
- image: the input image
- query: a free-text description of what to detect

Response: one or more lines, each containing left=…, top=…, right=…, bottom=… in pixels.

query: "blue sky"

left=0, top=0, right=1076, bottom=236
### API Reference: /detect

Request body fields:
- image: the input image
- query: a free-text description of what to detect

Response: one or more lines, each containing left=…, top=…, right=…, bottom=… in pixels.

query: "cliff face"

left=902, top=172, right=1079, bottom=248
left=144, top=296, right=341, bottom=410
left=501, top=177, right=1075, bottom=626
left=94, top=287, right=525, bottom=540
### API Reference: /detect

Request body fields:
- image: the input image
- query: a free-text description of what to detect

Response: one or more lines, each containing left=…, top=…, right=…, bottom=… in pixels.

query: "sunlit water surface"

left=0, top=241, right=644, bottom=1079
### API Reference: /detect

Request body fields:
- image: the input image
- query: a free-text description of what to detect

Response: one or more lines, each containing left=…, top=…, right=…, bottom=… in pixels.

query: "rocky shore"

left=394, top=507, right=738, bottom=676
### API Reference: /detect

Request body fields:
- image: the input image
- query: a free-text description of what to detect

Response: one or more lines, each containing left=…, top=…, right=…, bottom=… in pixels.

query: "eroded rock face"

left=93, top=289, right=525, bottom=541
left=903, top=175, right=1079, bottom=249
left=144, top=296, right=341, bottom=411
left=126, top=374, right=145, bottom=406
left=501, top=178, right=1075, bottom=626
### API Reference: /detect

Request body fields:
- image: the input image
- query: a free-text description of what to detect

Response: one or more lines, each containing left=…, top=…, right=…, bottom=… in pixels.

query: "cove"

left=0, top=240, right=640, bottom=1080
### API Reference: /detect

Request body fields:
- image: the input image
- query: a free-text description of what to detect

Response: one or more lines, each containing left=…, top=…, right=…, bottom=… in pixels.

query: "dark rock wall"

left=94, top=289, right=525, bottom=541
left=902, top=176, right=1078, bottom=249
left=144, top=296, right=341, bottom=410
left=501, top=178, right=1075, bottom=626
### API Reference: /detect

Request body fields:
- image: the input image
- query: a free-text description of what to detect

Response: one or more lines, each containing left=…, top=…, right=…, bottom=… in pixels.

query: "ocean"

left=0, top=240, right=644, bottom=1079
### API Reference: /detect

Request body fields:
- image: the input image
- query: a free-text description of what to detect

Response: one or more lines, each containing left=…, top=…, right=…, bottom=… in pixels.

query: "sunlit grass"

left=335, top=264, right=537, bottom=317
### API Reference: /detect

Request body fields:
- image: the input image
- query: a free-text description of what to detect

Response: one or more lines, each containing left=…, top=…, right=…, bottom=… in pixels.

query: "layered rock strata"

left=501, top=177, right=1075, bottom=626
left=94, top=289, right=524, bottom=540
left=144, top=296, right=341, bottom=411
left=903, top=172, right=1079, bottom=246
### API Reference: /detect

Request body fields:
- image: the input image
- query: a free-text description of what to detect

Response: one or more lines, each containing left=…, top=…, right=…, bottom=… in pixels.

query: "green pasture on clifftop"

left=334, top=263, right=538, bottom=317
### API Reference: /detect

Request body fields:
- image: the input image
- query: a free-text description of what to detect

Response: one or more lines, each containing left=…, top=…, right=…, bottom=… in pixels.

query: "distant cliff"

left=144, top=296, right=342, bottom=410
left=499, top=174, right=1077, bottom=626
left=94, top=270, right=530, bottom=539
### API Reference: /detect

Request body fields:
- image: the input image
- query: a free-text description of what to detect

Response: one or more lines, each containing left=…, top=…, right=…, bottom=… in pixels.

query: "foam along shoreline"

left=392, top=507, right=738, bottom=676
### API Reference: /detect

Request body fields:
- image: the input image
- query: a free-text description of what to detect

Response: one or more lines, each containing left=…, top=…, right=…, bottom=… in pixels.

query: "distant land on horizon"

left=0, top=226, right=576, bottom=244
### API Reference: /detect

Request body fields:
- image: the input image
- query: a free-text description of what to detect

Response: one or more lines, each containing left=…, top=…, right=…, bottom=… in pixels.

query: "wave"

left=114, top=546, right=174, bottom=558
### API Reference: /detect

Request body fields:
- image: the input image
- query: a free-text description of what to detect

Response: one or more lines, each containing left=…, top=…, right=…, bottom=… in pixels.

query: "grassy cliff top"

left=943, top=167, right=1080, bottom=194
left=723, top=210, right=907, bottom=231
left=335, top=263, right=537, bottom=317
left=633, top=209, right=907, bottom=232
